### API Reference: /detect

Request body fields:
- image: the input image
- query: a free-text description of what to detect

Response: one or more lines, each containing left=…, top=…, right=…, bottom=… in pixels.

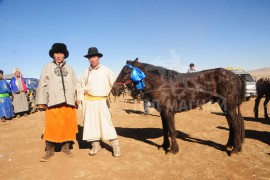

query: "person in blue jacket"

left=0, top=70, right=15, bottom=122
left=10, top=68, right=29, bottom=117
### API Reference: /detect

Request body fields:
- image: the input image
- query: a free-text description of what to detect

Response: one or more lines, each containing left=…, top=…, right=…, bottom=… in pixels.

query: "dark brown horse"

left=254, top=77, right=270, bottom=119
left=111, top=58, right=246, bottom=156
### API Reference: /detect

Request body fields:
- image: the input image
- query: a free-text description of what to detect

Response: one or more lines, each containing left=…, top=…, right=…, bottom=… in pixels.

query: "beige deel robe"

left=77, top=64, right=117, bottom=141
left=12, top=78, right=29, bottom=114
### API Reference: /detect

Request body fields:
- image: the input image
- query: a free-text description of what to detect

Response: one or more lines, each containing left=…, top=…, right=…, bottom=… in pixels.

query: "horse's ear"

left=134, top=58, right=139, bottom=63
left=126, top=60, right=133, bottom=64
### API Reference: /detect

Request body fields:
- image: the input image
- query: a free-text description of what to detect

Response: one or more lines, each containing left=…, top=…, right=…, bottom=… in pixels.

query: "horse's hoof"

left=169, top=147, right=179, bottom=155
left=230, top=149, right=239, bottom=157
left=238, top=147, right=243, bottom=152
left=226, top=145, right=233, bottom=151
left=230, top=151, right=238, bottom=157
left=159, top=143, right=170, bottom=151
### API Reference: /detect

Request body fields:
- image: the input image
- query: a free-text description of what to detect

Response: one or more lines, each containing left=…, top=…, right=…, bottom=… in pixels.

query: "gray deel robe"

left=36, top=62, right=78, bottom=107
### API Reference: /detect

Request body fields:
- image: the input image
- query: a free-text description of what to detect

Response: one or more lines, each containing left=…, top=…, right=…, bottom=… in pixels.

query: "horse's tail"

left=239, top=76, right=246, bottom=102
left=237, top=76, right=245, bottom=144
left=237, top=105, right=245, bottom=144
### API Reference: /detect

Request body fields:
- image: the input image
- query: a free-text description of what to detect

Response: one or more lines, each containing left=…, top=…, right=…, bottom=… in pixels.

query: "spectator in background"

left=187, top=63, right=196, bottom=73
left=10, top=68, right=29, bottom=118
left=141, top=93, right=149, bottom=115
left=0, top=70, right=14, bottom=122
left=187, top=63, right=203, bottom=110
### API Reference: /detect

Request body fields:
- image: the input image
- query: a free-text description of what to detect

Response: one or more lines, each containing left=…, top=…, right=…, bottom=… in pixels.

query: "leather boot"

left=89, top=141, right=101, bottom=156
left=61, top=142, right=74, bottom=157
left=40, top=141, right=55, bottom=162
left=110, top=139, right=121, bottom=157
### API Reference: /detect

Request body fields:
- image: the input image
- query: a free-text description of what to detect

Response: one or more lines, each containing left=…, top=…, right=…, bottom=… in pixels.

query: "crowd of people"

left=0, top=69, right=29, bottom=122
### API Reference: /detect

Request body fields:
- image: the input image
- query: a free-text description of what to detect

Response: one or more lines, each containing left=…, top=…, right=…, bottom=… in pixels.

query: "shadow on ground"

left=211, top=112, right=270, bottom=125
left=217, top=126, right=270, bottom=146
left=116, top=127, right=227, bottom=153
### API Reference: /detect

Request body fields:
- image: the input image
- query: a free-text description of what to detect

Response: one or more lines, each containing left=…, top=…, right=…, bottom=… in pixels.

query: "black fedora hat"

left=84, top=47, right=103, bottom=58
left=49, top=43, right=69, bottom=59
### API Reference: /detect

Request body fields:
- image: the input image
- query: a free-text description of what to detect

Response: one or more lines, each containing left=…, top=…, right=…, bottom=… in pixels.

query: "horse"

left=111, top=58, right=246, bottom=156
left=254, top=77, right=270, bottom=119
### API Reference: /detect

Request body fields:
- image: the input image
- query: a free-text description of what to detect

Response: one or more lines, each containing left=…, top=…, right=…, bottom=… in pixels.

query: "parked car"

left=24, top=78, right=39, bottom=113
left=232, top=71, right=257, bottom=101
left=24, top=78, right=39, bottom=90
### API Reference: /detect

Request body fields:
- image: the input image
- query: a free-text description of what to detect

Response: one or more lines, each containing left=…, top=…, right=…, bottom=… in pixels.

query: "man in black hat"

left=77, top=47, right=121, bottom=157
left=36, top=43, right=78, bottom=162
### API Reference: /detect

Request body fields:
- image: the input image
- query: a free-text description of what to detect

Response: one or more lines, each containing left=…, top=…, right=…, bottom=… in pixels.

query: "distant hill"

left=248, top=67, right=270, bottom=79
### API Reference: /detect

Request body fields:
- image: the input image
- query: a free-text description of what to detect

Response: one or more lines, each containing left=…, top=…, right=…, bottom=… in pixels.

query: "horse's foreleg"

left=160, top=111, right=170, bottom=151
left=263, top=96, right=269, bottom=119
left=254, top=95, right=262, bottom=118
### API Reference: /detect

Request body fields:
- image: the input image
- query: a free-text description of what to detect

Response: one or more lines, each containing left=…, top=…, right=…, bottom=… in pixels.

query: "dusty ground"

left=0, top=96, right=269, bottom=180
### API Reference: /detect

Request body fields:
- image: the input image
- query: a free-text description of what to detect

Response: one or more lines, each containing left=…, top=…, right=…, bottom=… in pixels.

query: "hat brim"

left=84, top=53, right=103, bottom=58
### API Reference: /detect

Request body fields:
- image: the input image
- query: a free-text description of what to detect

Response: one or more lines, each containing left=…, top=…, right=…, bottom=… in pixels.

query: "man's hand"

left=76, top=100, right=82, bottom=106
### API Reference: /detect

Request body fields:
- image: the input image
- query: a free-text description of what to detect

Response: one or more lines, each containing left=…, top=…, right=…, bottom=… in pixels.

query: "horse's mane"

left=137, top=61, right=223, bottom=77
left=262, top=76, right=270, bottom=82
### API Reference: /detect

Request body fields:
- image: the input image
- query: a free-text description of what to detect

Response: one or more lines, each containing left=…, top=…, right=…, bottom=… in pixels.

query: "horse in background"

left=111, top=58, right=246, bottom=156
left=254, top=77, right=270, bottom=119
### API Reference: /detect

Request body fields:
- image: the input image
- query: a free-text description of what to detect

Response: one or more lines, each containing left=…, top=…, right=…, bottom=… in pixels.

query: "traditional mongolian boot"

left=61, top=142, right=74, bottom=157
left=89, top=141, right=101, bottom=156
left=110, top=139, right=121, bottom=157
left=1, top=117, right=6, bottom=122
left=40, top=141, right=55, bottom=162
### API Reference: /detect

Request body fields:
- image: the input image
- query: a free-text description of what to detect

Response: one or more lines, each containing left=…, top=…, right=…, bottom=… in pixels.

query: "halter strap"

left=114, top=80, right=132, bottom=86
left=113, top=64, right=146, bottom=90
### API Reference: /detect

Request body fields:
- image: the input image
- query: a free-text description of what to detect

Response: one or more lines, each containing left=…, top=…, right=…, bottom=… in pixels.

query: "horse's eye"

left=122, top=70, right=131, bottom=76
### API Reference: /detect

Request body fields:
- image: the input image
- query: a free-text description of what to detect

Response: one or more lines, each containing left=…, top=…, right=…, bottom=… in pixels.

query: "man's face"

left=191, top=66, right=195, bottom=70
left=0, top=73, right=2, bottom=79
left=53, top=53, right=65, bottom=63
left=89, top=56, right=100, bottom=68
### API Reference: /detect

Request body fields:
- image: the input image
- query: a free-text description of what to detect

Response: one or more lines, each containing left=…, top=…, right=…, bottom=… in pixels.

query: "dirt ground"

left=0, top=96, right=269, bottom=180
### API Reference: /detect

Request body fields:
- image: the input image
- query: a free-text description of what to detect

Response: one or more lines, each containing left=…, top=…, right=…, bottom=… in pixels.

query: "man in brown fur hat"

left=36, top=43, right=78, bottom=162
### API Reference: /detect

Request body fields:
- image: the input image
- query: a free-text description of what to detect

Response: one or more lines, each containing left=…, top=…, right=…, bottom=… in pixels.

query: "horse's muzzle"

left=111, top=86, right=123, bottom=96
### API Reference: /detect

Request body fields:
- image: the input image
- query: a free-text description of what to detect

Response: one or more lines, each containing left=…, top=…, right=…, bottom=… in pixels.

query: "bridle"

left=113, top=80, right=133, bottom=89
left=113, top=63, right=146, bottom=93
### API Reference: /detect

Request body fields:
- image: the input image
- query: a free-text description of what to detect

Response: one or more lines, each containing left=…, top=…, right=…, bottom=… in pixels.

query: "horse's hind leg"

left=263, top=96, right=270, bottom=119
left=217, top=99, right=233, bottom=150
left=225, top=115, right=234, bottom=151
left=254, top=94, right=263, bottom=118
left=227, top=108, right=242, bottom=155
